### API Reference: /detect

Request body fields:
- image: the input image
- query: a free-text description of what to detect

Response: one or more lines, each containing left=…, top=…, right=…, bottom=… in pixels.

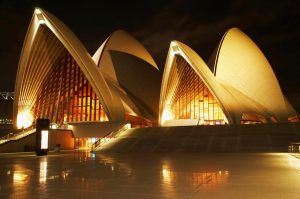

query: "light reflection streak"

left=62, top=170, right=71, bottom=180
left=160, top=160, right=229, bottom=197
left=161, top=164, right=174, bottom=185
left=13, top=172, right=29, bottom=184
left=160, top=160, right=176, bottom=198
left=97, top=154, right=132, bottom=176
left=191, top=170, right=229, bottom=189
left=12, top=164, right=32, bottom=188
left=288, top=155, right=300, bottom=174
left=11, top=168, right=31, bottom=199
left=39, top=158, right=47, bottom=183
left=48, top=175, right=60, bottom=180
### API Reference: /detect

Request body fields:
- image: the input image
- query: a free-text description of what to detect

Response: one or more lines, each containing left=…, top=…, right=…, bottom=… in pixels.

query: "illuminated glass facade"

left=34, top=50, right=108, bottom=125
left=163, top=55, right=227, bottom=125
left=14, top=9, right=299, bottom=129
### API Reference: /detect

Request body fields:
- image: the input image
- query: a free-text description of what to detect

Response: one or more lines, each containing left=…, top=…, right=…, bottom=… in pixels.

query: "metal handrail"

left=91, top=123, right=130, bottom=151
left=289, top=142, right=300, bottom=153
left=0, top=126, right=36, bottom=145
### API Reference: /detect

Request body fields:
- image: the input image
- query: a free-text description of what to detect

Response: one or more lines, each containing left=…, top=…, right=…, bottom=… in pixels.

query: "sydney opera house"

left=12, top=8, right=299, bottom=148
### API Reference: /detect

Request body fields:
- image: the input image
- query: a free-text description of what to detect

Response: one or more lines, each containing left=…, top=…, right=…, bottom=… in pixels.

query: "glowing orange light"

left=161, top=165, right=173, bottom=184
left=13, top=173, right=28, bottom=183
left=17, top=111, right=33, bottom=129
left=161, top=108, right=172, bottom=125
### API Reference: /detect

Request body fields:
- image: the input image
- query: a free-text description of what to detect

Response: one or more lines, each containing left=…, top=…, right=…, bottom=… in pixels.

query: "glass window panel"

left=161, top=55, right=226, bottom=125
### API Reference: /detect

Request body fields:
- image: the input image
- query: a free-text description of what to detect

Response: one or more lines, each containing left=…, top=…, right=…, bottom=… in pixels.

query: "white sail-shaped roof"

left=14, top=8, right=161, bottom=128
left=92, top=30, right=161, bottom=122
left=14, top=8, right=297, bottom=129
left=212, top=28, right=293, bottom=122
left=14, top=8, right=131, bottom=127
left=160, top=29, right=298, bottom=125
left=159, top=41, right=235, bottom=125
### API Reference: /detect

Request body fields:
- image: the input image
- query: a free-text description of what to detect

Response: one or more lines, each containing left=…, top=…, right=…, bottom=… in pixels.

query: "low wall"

left=97, top=123, right=300, bottom=153
left=0, top=129, right=75, bottom=153
left=0, top=133, right=35, bottom=153
left=69, top=121, right=126, bottom=137
left=48, top=129, right=75, bottom=150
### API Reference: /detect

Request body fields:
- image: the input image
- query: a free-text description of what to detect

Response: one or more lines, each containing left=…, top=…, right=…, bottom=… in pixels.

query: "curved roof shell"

left=159, top=28, right=298, bottom=125
left=93, top=30, right=161, bottom=122
left=159, top=41, right=235, bottom=124
left=13, top=8, right=160, bottom=127
left=212, top=28, right=294, bottom=122
left=14, top=8, right=117, bottom=127
left=14, top=8, right=297, bottom=128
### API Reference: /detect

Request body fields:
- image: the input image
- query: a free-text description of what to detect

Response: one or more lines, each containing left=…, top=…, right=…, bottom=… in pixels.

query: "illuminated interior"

left=288, top=115, right=299, bottom=123
left=161, top=55, right=227, bottom=126
left=74, top=137, right=97, bottom=149
left=14, top=8, right=299, bottom=131
left=31, top=26, right=108, bottom=125
left=240, top=113, right=269, bottom=124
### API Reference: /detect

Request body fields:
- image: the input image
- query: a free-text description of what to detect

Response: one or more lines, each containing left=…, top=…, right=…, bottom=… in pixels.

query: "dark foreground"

left=0, top=151, right=299, bottom=198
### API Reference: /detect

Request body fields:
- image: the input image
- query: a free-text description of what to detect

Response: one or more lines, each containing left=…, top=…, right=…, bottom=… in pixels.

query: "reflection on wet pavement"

left=288, top=155, right=300, bottom=174
left=0, top=152, right=299, bottom=198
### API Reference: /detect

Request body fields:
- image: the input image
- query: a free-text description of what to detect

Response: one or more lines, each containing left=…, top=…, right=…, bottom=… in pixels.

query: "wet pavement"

left=0, top=151, right=299, bottom=198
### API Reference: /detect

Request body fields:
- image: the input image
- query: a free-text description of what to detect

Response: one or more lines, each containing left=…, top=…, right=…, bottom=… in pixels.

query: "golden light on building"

left=13, top=8, right=160, bottom=133
left=161, top=55, right=227, bottom=126
left=159, top=30, right=298, bottom=126
left=14, top=8, right=298, bottom=132
left=16, top=110, right=33, bottom=129
left=159, top=42, right=229, bottom=126
left=161, top=108, right=172, bottom=125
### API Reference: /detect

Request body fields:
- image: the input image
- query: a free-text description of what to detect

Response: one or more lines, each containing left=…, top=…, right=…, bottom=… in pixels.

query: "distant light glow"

left=17, top=111, right=33, bottom=129
left=35, top=8, right=42, bottom=14
left=51, top=123, right=58, bottom=129
left=41, top=130, right=49, bottom=149
left=161, top=108, right=172, bottom=125
left=125, top=123, right=131, bottom=129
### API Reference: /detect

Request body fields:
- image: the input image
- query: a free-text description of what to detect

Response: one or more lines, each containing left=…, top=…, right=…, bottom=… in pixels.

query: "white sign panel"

left=41, top=130, right=49, bottom=149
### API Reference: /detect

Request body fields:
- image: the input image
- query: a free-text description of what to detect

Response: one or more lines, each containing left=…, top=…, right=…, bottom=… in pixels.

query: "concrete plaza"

left=0, top=151, right=299, bottom=198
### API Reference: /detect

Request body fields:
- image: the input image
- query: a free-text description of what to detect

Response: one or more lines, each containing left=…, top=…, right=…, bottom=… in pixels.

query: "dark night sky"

left=0, top=0, right=299, bottom=112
